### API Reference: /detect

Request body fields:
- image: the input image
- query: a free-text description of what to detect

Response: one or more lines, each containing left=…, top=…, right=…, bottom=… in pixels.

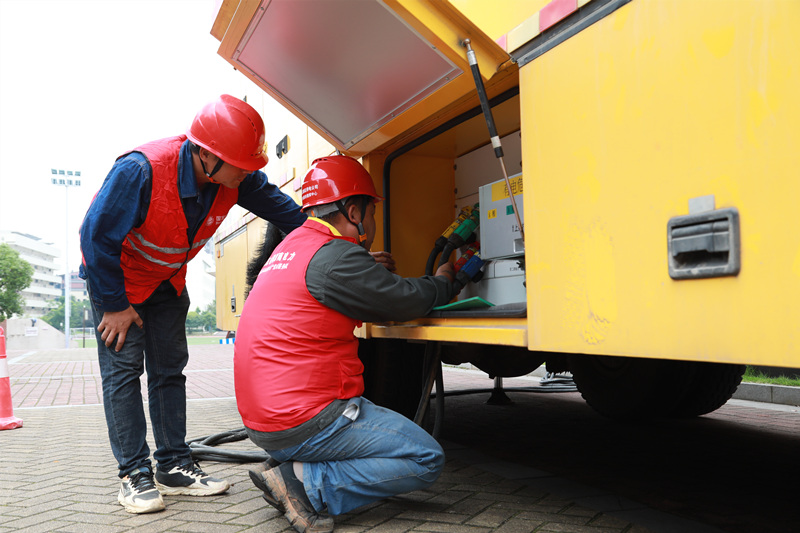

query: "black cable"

left=187, top=427, right=270, bottom=464
left=436, top=242, right=456, bottom=269
left=189, top=443, right=269, bottom=463
left=425, top=243, right=445, bottom=276
left=188, top=428, right=249, bottom=446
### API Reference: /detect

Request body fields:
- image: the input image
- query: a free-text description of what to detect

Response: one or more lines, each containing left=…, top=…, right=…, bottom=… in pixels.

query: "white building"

left=70, top=270, right=88, bottom=301
left=0, top=231, right=62, bottom=317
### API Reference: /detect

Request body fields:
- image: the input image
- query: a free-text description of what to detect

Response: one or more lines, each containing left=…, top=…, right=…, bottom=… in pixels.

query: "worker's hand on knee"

left=98, top=306, right=143, bottom=352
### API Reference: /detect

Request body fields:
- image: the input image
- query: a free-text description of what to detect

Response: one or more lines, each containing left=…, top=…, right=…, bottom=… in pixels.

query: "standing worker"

left=235, top=155, right=458, bottom=533
left=80, top=95, right=307, bottom=514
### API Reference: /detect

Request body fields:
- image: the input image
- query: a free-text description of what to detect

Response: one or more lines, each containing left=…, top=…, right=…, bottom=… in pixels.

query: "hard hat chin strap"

left=200, top=156, right=225, bottom=180
left=334, top=199, right=369, bottom=248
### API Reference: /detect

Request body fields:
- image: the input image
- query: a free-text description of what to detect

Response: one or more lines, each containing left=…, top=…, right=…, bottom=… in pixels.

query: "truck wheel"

left=669, top=362, right=745, bottom=418
left=567, top=354, right=692, bottom=420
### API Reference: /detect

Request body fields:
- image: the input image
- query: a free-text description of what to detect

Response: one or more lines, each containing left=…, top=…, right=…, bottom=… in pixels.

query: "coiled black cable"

left=187, top=428, right=270, bottom=463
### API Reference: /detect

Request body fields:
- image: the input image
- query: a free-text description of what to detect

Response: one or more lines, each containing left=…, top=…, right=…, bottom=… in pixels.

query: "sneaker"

left=155, top=460, right=230, bottom=496
left=118, top=468, right=165, bottom=514
left=260, top=463, right=334, bottom=533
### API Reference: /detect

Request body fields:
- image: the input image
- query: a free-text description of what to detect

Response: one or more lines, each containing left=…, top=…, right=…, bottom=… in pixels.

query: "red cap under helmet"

left=301, top=155, right=382, bottom=211
left=187, top=95, right=268, bottom=171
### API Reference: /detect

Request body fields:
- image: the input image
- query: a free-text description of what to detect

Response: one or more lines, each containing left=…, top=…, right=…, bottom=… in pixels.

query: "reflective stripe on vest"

left=125, top=234, right=186, bottom=269
left=126, top=230, right=213, bottom=269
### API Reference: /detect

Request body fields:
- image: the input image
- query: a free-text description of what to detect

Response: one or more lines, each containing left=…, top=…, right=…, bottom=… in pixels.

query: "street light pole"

left=82, top=305, right=87, bottom=348
left=51, top=169, right=81, bottom=349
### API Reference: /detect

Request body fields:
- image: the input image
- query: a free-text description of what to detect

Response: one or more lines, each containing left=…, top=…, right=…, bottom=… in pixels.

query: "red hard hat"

left=187, top=94, right=268, bottom=171
left=301, top=155, right=382, bottom=211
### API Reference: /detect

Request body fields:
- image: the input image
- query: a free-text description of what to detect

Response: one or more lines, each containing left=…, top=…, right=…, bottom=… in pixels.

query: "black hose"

left=425, top=245, right=443, bottom=276
left=437, top=242, right=456, bottom=269
left=187, top=427, right=271, bottom=464
left=187, top=428, right=249, bottom=446
left=189, top=443, right=269, bottom=463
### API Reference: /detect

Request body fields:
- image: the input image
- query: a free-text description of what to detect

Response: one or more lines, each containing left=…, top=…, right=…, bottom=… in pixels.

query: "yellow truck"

left=210, top=0, right=800, bottom=419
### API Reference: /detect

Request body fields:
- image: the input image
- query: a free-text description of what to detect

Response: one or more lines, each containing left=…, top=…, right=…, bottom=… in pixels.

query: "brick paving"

left=0, top=343, right=739, bottom=533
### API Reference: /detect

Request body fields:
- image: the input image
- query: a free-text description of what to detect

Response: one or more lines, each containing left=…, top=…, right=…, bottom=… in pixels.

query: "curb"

left=732, top=382, right=800, bottom=407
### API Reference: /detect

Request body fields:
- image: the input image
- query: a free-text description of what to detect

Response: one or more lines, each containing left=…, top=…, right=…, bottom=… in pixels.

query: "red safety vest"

left=234, top=218, right=364, bottom=432
left=121, top=135, right=238, bottom=303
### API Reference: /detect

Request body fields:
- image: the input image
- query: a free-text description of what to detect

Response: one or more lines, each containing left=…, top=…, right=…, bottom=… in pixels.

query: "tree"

left=201, top=300, right=217, bottom=332
left=186, top=308, right=203, bottom=333
left=185, top=301, right=217, bottom=334
left=0, top=243, right=34, bottom=321
left=41, top=296, right=86, bottom=333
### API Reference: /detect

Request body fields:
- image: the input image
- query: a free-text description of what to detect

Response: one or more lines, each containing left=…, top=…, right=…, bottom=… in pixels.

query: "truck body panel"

left=521, top=0, right=800, bottom=366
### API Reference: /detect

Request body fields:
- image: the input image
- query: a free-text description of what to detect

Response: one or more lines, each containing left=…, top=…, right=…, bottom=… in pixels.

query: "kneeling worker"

left=234, top=155, right=458, bottom=533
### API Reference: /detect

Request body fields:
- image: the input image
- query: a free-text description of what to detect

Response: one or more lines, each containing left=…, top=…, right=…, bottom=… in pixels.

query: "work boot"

left=248, top=458, right=283, bottom=511
left=259, top=462, right=334, bottom=533
left=118, top=468, right=165, bottom=514
left=155, top=459, right=230, bottom=496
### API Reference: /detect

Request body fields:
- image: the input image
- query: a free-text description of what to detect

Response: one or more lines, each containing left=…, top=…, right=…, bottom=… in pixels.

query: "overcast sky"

left=0, top=0, right=247, bottom=274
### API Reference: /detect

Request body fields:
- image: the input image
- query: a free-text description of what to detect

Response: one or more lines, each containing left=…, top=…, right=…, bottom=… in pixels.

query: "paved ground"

left=1, top=344, right=794, bottom=533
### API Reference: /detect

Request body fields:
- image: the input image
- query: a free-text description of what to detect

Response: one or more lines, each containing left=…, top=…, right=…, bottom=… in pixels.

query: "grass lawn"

left=743, top=366, right=800, bottom=387
left=75, top=335, right=223, bottom=349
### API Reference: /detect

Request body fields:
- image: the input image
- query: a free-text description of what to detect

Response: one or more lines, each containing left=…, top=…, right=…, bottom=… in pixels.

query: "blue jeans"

left=89, top=281, right=192, bottom=478
left=262, top=397, right=445, bottom=516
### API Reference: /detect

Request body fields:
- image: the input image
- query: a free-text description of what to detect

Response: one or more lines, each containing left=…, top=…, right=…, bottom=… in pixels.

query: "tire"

left=669, top=362, right=745, bottom=418
left=567, top=354, right=693, bottom=420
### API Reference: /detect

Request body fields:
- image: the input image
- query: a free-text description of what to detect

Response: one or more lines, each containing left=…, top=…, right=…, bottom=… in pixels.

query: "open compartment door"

left=213, top=0, right=509, bottom=156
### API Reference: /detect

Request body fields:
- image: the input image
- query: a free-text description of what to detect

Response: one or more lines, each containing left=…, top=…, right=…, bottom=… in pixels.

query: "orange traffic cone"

left=0, top=326, right=23, bottom=430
